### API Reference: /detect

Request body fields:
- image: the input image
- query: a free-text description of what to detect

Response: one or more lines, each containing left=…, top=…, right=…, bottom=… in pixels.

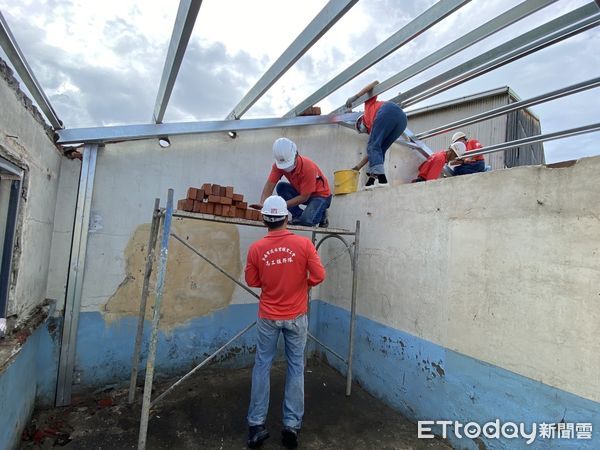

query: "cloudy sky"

left=1, top=0, right=598, bottom=162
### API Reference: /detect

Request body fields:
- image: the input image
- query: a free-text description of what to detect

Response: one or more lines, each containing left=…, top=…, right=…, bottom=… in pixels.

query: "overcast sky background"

left=0, top=0, right=598, bottom=163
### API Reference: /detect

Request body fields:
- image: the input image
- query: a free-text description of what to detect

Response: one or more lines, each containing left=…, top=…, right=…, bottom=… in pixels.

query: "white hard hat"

left=450, top=141, right=466, bottom=157
left=261, top=195, right=288, bottom=221
left=273, top=138, right=297, bottom=170
left=355, top=114, right=366, bottom=133
left=451, top=131, right=466, bottom=143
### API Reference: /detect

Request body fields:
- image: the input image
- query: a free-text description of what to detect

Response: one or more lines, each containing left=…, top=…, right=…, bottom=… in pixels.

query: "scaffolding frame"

left=129, top=189, right=360, bottom=450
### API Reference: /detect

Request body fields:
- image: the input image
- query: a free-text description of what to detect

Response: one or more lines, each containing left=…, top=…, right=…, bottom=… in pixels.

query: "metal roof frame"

left=225, top=0, right=358, bottom=120
left=152, top=0, right=203, bottom=124
left=332, top=0, right=559, bottom=114
left=283, top=0, right=472, bottom=118
left=414, top=77, right=600, bottom=140
left=1, top=0, right=598, bottom=154
left=56, top=112, right=360, bottom=145
left=392, top=3, right=600, bottom=108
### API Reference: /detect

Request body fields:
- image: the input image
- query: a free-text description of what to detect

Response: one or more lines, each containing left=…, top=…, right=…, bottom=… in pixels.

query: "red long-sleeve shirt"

left=417, top=151, right=448, bottom=181
left=363, top=96, right=385, bottom=132
left=245, top=229, right=325, bottom=320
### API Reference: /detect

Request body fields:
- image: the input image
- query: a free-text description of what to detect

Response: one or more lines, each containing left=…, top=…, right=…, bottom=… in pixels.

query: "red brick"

left=187, top=187, right=198, bottom=200
left=253, top=210, right=261, bottom=221
left=245, top=209, right=253, bottom=220
left=214, top=204, right=223, bottom=216
left=178, top=198, right=193, bottom=211
left=234, top=201, right=247, bottom=209
left=219, top=186, right=226, bottom=197
left=192, top=200, right=203, bottom=213
left=206, top=203, right=214, bottom=215
left=211, top=184, right=221, bottom=196
left=232, top=193, right=244, bottom=202
left=201, top=183, right=212, bottom=193
left=225, top=186, right=234, bottom=198
left=195, top=188, right=205, bottom=200
left=222, top=205, right=230, bottom=216
left=235, top=208, right=246, bottom=219
left=219, top=196, right=232, bottom=205
left=208, top=195, right=220, bottom=203
left=229, top=206, right=237, bottom=218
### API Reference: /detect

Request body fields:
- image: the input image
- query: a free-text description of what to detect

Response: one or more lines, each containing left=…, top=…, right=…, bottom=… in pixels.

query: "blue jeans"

left=247, top=314, right=308, bottom=429
left=367, top=102, right=407, bottom=175
left=453, top=160, right=486, bottom=175
left=276, top=182, right=331, bottom=226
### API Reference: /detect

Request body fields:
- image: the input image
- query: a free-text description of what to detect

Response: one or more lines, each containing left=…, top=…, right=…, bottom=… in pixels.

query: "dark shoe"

left=319, top=212, right=329, bottom=228
left=364, top=174, right=377, bottom=189
left=247, top=424, right=269, bottom=448
left=377, top=174, right=388, bottom=184
left=281, top=427, right=299, bottom=449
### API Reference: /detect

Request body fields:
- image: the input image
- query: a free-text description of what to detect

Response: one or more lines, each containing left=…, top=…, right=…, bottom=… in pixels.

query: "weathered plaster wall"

left=315, top=157, right=600, bottom=447
left=69, top=124, right=422, bottom=388
left=81, top=125, right=421, bottom=319
left=0, top=60, right=67, bottom=324
left=0, top=58, right=76, bottom=450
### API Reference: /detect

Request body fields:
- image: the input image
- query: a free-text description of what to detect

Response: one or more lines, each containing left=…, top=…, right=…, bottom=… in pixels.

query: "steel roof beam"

left=392, top=3, right=600, bottom=107
left=283, top=0, right=472, bottom=118
left=0, top=11, right=62, bottom=129
left=460, top=122, right=600, bottom=158
left=56, top=113, right=360, bottom=145
left=332, top=0, right=559, bottom=114
left=416, top=76, right=600, bottom=140
left=226, top=0, right=357, bottom=120
left=152, top=0, right=203, bottom=124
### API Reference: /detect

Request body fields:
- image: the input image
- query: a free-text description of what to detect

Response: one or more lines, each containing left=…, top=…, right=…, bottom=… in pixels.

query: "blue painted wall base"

left=312, top=300, right=600, bottom=449
left=0, top=317, right=60, bottom=450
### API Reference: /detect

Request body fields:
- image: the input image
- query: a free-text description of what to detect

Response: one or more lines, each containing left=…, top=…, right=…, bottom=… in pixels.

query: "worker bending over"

left=245, top=195, right=326, bottom=449
left=412, top=141, right=466, bottom=182
left=259, top=138, right=331, bottom=227
left=346, top=80, right=408, bottom=189
left=450, top=131, right=486, bottom=175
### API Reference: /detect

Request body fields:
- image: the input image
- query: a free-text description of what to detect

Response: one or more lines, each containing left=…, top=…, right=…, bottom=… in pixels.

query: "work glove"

left=345, top=96, right=355, bottom=109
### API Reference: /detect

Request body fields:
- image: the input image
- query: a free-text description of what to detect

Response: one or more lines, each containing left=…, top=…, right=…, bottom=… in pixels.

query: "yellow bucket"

left=333, top=169, right=359, bottom=195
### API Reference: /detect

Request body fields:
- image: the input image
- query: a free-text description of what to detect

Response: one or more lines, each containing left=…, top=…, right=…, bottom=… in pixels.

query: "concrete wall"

left=315, top=157, right=600, bottom=449
left=68, top=125, right=423, bottom=391
left=0, top=60, right=77, bottom=449
left=0, top=60, right=68, bottom=324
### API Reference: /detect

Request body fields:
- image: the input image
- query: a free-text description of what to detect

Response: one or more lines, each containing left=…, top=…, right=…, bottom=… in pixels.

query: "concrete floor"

left=21, top=359, right=452, bottom=449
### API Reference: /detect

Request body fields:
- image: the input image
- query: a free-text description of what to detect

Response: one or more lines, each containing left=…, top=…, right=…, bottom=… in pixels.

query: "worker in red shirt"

left=259, top=138, right=331, bottom=227
left=412, top=141, right=466, bottom=182
left=245, top=195, right=325, bottom=449
left=345, top=80, right=407, bottom=189
left=450, top=131, right=486, bottom=175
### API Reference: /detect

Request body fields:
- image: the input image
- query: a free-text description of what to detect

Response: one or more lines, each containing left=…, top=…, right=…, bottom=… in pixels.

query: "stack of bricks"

left=177, top=183, right=262, bottom=221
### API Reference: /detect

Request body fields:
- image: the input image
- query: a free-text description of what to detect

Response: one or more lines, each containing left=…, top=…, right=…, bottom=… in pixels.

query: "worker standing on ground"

left=258, top=137, right=332, bottom=227
left=412, top=141, right=466, bottom=182
left=345, top=80, right=408, bottom=189
left=449, top=131, right=486, bottom=175
left=245, top=195, right=326, bottom=449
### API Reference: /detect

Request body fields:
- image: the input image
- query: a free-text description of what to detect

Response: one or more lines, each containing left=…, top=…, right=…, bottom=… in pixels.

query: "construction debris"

left=176, top=183, right=262, bottom=221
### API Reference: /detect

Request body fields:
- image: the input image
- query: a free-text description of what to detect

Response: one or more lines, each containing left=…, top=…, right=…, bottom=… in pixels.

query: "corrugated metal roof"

left=406, top=86, right=521, bottom=116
